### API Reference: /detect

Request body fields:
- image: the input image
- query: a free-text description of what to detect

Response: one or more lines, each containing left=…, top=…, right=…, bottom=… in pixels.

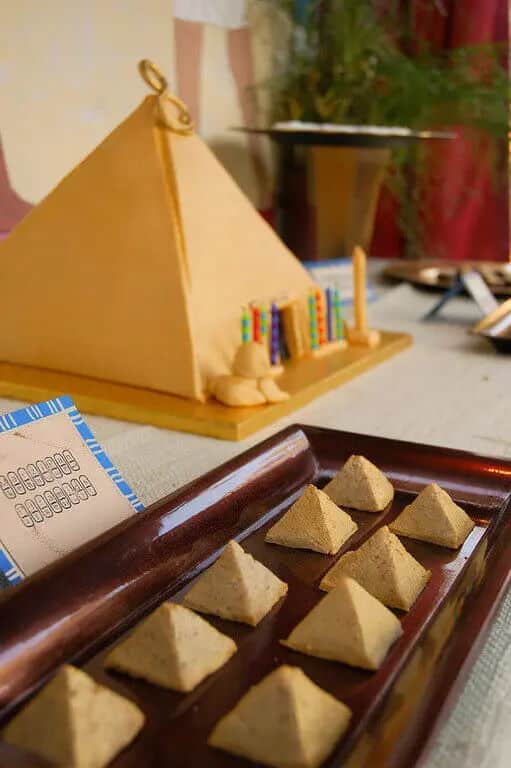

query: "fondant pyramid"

left=283, top=577, right=402, bottom=670
left=0, top=94, right=314, bottom=401
left=2, top=665, right=144, bottom=768
left=323, top=455, right=394, bottom=512
left=208, top=665, right=351, bottom=768
left=104, top=602, right=236, bottom=692
left=320, top=526, right=430, bottom=611
left=265, top=484, right=358, bottom=554
left=184, top=540, right=288, bottom=626
left=390, top=483, right=475, bottom=549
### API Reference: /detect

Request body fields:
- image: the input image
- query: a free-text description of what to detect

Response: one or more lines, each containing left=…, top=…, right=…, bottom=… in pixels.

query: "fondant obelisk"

left=346, top=245, right=380, bottom=347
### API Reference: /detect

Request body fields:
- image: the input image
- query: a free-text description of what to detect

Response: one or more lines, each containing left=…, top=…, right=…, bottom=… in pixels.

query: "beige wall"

left=0, top=1, right=175, bottom=203
left=0, top=0, right=282, bottom=212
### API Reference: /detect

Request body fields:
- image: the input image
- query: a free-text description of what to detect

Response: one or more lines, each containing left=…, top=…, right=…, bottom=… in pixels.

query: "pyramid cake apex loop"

left=138, top=59, right=168, bottom=94
left=138, top=59, right=194, bottom=134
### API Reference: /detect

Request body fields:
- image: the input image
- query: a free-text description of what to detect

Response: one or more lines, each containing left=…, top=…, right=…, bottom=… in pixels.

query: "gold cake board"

left=0, top=331, right=411, bottom=441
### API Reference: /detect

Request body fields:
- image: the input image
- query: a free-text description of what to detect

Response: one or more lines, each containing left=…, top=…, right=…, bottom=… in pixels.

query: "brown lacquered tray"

left=1, top=425, right=510, bottom=768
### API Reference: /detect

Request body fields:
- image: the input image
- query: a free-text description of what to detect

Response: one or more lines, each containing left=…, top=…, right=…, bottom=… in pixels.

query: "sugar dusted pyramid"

left=208, top=665, right=351, bottom=768
left=390, top=483, right=475, bottom=549
left=320, top=526, right=430, bottom=611
left=184, top=540, right=287, bottom=626
left=282, top=577, right=402, bottom=670
left=104, top=602, right=236, bottom=692
left=2, top=665, right=144, bottom=768
left=323, top=455, right=394, bottom=513
left=265, top=484, right=358, bottom=555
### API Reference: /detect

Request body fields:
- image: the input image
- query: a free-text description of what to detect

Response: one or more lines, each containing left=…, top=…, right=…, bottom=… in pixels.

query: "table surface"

left=1, top=270, right=510, bottom=767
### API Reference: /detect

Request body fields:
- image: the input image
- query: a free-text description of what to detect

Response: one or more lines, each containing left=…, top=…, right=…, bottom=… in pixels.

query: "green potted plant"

left=262, top=0, right=508, bottom=260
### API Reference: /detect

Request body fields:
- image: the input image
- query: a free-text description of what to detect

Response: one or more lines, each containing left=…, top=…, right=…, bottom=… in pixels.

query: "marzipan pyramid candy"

left=265, top=484, right=358, bottom=555
left=208, top=665, right=351, bottom=768
left=320, top=526, right=430, bottom=611
left=104, top=602, right=236, bottom=692
left=390, top=483, right=475, bottom=549
left=323, top=455, right=394, bottom=512
left=184, top=540, right=288, bottom=626
left=2, top=665, right=144, bottom=768
left=0, top=93, right=315, bottom=401
left=283, top=577, right=402, bottom=670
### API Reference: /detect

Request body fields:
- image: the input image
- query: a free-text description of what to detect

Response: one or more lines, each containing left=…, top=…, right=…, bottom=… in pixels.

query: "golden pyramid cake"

left=2, top=665, right=144, bottom=768
left=104, top=602, right=236, bottom=692
left=208, top=665, right=351, bottom=768
left=0, top=75, right=315, bottom=402
left=184, top=540, right=288, bottom=626
left=282, top=576, right=402, bottom=670
left=323, top=455, right=394, bottom=512
left=265, top=484, right=358, bottom=555
left=390, top=483, right=475, bottom=549
left=320, top=526, right=430, bottom=611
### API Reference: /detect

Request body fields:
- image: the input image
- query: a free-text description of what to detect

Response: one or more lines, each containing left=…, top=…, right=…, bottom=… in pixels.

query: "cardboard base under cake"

left=0, top=331, right=411, bottom=440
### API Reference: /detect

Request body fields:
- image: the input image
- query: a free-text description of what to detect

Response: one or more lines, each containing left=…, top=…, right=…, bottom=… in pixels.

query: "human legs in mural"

left=173, top=1, right=268, bottom=207
left=227, top=26, right=268, bottom=200
left=173, top=19, right=204, bottom=127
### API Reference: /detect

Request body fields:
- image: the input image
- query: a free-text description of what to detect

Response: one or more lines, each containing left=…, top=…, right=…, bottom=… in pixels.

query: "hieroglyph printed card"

left=0, top=396, right=143, bottom=587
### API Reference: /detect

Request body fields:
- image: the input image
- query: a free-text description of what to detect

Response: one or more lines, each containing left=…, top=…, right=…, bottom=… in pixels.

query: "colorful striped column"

left=333, top=289, right=343, bottom=340
left=308, top=293, right=319, bottom=350
left=270, top=303, right=280, bottom=365
left=325, top=288, right=333, bottom=342
left=260, top=306, right=268, bottom=342
left=241, top=307, right=251, bottom=343
left=252, top=305, right=261, bottom=342
left=315, top=289, right=327, bottom=346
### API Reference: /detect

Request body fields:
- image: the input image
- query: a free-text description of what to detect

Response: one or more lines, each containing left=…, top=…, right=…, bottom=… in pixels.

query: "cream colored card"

left=0, top=396, right=143, bottom=587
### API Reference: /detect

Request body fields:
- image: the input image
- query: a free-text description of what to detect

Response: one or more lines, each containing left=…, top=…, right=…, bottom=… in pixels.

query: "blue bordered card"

left=0, top=396, right=143, bottom=588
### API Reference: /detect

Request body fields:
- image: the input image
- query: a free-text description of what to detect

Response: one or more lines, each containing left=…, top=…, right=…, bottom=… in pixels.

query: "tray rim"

left=233, top=126, right=454, bottom=149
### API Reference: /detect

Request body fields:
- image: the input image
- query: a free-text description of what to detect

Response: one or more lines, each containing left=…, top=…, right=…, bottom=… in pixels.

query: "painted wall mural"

left=0, top=1, right=284, bottom=237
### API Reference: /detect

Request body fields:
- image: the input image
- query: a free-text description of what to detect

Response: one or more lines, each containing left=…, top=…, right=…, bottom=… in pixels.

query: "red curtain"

left=371, top=0, right=509, bottom=261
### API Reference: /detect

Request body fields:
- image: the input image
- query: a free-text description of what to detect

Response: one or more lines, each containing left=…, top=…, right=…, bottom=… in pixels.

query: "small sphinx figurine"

left=209, top=342, right=290, bottom=407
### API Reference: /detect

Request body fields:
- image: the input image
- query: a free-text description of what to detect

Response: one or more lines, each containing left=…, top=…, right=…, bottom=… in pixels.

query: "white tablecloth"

left=2, top=281, right=510, bottom=765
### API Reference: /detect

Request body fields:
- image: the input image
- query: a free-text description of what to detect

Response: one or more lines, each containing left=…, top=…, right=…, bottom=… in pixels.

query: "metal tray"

left=1, top=425, right=510, bottom=767
left=234, top=127, right=453, bottom=149
left=383, top=260, right=511, bottom=298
